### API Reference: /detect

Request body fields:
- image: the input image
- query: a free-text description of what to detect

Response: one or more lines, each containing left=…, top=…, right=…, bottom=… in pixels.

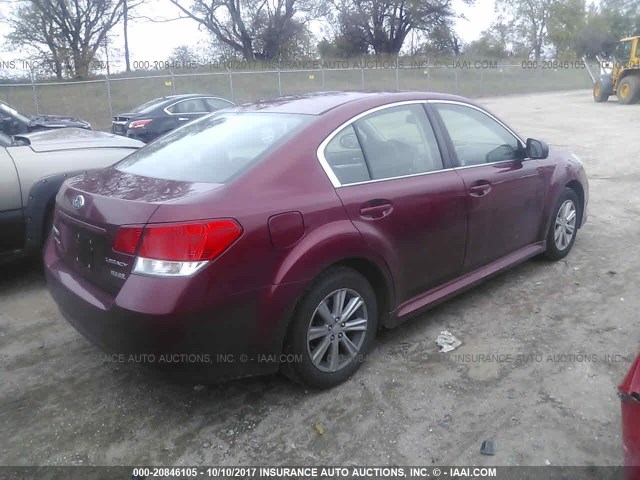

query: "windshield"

left=0, top=101, right=31, bottom=124
left=116, top=112, right=313, bottom=183
left=0, top=131, right=11, bottom=147
left=616, top=40, right=632, bottom=60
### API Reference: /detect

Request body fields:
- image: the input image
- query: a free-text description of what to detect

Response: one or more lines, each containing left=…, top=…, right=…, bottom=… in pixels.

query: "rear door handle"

left=469, top=183, right=492, bottom=197
left=360, top=203, right=392, bottom=219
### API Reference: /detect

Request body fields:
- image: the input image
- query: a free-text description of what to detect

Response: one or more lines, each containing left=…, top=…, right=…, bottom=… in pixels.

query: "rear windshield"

left=115, top=112, right=312, bottom=183
left=130, top=97, right=170, bottom=114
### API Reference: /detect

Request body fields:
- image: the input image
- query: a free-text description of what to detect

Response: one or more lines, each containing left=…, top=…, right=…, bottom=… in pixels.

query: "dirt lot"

left=1, top=90, right=639, bottom=468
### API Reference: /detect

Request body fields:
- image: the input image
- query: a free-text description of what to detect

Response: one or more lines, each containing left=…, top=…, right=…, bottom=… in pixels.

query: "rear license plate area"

left=74, top=230, right=104, bottom=270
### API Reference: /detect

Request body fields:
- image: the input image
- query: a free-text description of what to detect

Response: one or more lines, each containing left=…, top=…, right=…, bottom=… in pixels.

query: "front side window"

left=434, top=103, right=522, bottom=166
left=116, top=112, right=312, bottom=183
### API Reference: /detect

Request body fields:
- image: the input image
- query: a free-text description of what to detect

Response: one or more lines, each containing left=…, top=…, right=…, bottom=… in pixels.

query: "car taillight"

left=113, top=226, right=143, bottom=254
left=129, top=119, right=152, bottom=129
left=113, top=220, right=242, bottom=277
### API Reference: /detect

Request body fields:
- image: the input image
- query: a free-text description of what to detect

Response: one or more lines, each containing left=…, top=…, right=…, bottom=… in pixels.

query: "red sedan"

left=44, top=91, right=589, bottom=388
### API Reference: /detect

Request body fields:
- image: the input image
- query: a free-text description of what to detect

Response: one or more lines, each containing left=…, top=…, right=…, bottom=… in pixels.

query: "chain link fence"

left=0, top=60, right=595, bottom=131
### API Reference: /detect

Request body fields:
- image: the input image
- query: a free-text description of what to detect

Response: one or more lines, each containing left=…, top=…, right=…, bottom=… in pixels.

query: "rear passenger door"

left=166, top=99, right=210, bottom=127
left=323, top=103, right=468, bottom=304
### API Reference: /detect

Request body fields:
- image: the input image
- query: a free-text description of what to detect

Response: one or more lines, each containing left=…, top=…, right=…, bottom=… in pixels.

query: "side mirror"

left=526, top=138, right=549, bottom=159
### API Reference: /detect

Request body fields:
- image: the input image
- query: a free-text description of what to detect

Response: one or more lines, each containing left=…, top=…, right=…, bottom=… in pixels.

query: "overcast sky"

left=0, top=0, right=496, bottom=74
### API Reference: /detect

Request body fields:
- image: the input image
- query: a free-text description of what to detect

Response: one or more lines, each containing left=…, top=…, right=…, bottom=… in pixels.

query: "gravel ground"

left=1, top=90, right=638, bottom=469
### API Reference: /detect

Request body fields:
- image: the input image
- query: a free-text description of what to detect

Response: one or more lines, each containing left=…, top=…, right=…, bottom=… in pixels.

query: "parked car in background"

left=45, top=91, right=588, bottom=389
left=0, top=128, right=142, bottom=263
left=0, top=100, right=92, bottom=136
left=111, top=94, right=234, bottom=143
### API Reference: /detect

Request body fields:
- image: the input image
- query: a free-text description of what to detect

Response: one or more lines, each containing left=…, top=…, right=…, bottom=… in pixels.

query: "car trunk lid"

left=54, top=168, right=222, bottom=295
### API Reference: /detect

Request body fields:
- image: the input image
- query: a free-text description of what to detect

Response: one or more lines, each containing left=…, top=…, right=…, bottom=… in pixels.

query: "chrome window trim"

left=316, top=99, right=526, bottom=188
left=316, top=100, right=435, bottom=188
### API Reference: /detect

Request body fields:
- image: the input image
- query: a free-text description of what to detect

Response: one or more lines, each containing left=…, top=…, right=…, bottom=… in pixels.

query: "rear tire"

left=283, top=267, right=377, bottom=389
left=617, top=76, right=640, bottom=105
left=543, top=188, right=580, bottom=261
left=593, top=81, right=609, bottom=102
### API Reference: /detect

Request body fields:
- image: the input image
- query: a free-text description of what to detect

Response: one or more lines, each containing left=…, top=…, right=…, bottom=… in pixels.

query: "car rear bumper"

left=44, top=240, right=302, bottom=381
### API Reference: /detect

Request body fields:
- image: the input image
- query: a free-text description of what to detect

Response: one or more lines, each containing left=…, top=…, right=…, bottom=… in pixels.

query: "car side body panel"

left=0, top=148, right=21, bottom=210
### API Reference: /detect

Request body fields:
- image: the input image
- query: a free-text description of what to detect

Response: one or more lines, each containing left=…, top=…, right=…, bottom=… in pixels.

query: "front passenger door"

left=432, top=102, right=545, bottom=271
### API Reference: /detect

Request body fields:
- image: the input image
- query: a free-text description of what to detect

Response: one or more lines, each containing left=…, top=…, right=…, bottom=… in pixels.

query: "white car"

left=0, top=128, right=142, bottom=262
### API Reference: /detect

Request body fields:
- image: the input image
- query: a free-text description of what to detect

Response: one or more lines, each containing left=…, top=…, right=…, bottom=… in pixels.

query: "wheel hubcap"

left=554, top=199, right=577, bottom=251
left=306, top=288, right=368, bottom=372
left=621, top=84, right=630, bottom=98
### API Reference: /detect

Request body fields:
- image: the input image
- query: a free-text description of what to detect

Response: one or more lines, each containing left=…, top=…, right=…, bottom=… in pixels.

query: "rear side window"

left=204, top=98, right=234, bottom=111
left=324, top=125, right=371, bottom=185
left=167, top=99, right=208, bottom=114
left=116, top=112, right=312, bottom=183
left=323, top=104, right=443, bottom=185
left=354, top=104, right=443, bottom=180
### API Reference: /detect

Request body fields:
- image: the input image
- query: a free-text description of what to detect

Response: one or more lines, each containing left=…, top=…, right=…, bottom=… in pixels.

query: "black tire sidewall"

left=617, top=77, right=640, bottom=105
left=594, top=82, right=608, bottom=102
left=544, top=188, right=580, bottom=261
left=285, top=267, right=378, bottom=389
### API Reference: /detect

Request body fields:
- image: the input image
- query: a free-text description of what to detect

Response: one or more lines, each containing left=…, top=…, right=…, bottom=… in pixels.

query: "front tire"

left=544, top=188, right=580, bottom=261
left=283, top=267, right=377, bottom=389
left=593, top=81, right=609, bottom=102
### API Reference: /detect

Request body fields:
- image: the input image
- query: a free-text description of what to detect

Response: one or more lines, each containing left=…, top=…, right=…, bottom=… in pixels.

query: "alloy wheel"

left=554, top=199, right=577, bottom=251
left=306, top=288, right=368, bottom=372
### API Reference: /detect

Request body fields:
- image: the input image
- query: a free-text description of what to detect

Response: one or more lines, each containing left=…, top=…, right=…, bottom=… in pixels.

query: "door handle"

left=469, top=183, right=492, bottom=197
left=360, top=203, right=392, bottom=219
left=178, top=117, right=189, bottom=121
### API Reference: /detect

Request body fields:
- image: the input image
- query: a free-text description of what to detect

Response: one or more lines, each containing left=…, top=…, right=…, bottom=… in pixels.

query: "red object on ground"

left=620, top=354, right=640, bottom=480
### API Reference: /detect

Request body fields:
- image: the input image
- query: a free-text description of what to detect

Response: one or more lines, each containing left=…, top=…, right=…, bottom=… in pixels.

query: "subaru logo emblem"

left=72, top=195, right=85, bottom=210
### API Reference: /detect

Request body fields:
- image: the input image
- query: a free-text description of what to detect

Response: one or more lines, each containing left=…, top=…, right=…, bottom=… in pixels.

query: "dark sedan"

left=111, top=94, right=234, bottom=143
left=1, top=100, right=91, bottom=136
left=45, top=91, right=588, bottom=389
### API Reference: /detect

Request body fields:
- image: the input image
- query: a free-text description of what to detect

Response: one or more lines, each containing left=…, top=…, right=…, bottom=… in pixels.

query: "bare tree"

left=6, top=2, right=70, bottom=78
left=168, top=0, right=320, bottom=61
left=13, top=0, right=127, bottom=78
left=329, top=0, right=464, bottom=55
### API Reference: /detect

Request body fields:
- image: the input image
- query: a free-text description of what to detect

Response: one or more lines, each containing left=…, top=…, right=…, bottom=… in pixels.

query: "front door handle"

left=360, top=203, right=392, bottom=219
left=469, top=183, right=492, bottom=197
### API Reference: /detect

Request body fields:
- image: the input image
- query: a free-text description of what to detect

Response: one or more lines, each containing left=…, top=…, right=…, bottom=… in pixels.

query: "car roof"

left=229, top=91, right=474, bottom=115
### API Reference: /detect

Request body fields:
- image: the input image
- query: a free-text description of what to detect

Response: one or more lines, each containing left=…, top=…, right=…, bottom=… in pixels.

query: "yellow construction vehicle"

left=593, top=35, right=640, bottom=104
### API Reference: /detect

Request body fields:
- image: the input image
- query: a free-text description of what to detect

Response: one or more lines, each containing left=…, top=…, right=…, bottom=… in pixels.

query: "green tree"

left=547, top=0, right=586, bottom=57
left=496, top=0, right=561, bottom=60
